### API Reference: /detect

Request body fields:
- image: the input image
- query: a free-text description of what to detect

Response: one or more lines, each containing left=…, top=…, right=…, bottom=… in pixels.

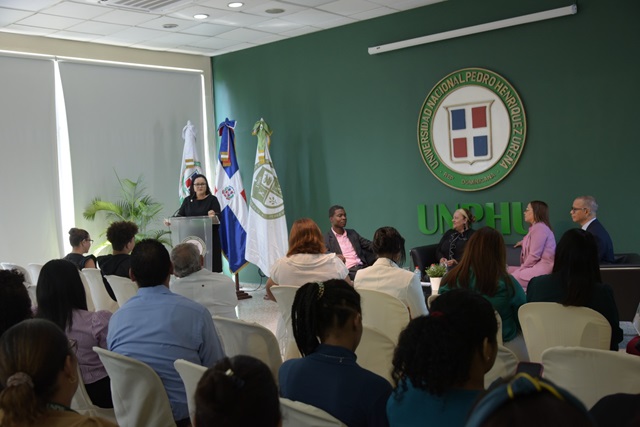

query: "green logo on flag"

left=418, top=68, right=527, bottom=191
left=249, top=163, right=285, bottom=220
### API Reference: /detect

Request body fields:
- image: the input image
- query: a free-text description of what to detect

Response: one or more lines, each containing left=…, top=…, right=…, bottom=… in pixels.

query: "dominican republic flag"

left=178, top=120, right=202, bottom=203
left=214, top=118, right=248, bottom=274
left=245, top=119, right=288, bottom=276
left=447, top=101, right=493, bottom=163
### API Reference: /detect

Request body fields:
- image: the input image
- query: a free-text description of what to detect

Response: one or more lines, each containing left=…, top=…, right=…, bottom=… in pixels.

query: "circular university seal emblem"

left=182, top=236, right=206, bottom=255
left=417, top=68, right=527, bottom=191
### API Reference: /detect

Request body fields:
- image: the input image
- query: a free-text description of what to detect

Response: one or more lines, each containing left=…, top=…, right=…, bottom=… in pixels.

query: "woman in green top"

left=439, top=227, right=526, bottom=347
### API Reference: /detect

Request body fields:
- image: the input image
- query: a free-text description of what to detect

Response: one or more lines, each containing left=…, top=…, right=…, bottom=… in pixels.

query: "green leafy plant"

left=83, top=173, right=171, bottom=249
left=425, top=263, right=447, bottom=278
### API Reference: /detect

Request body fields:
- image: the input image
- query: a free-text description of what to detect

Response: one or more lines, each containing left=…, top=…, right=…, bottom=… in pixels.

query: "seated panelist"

left=435, top=208, right=476, bottom=268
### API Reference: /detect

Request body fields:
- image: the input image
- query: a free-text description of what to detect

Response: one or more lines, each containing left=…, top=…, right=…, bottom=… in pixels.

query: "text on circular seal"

left=418, top=68, right=527, bottom=191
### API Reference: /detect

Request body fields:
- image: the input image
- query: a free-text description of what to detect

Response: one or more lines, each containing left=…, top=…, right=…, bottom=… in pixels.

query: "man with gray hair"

left=170, top=243, right=238, bottom=318
left=570, top=195, right=615, bottom=263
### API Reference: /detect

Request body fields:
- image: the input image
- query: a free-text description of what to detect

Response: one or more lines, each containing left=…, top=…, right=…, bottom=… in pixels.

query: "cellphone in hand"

left=516, top=361, right=544, bottom=377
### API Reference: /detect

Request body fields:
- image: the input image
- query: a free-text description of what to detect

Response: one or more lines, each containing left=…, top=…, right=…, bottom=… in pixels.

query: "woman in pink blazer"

left=508, top=201, right=556, bottom=290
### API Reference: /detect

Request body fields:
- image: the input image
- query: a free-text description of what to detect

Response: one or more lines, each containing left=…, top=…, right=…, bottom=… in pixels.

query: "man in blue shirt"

left=107, top=239, right=225, bottom=426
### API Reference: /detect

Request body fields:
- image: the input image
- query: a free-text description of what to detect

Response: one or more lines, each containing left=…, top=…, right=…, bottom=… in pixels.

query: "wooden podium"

left=169, top=215, right=222, bottom=273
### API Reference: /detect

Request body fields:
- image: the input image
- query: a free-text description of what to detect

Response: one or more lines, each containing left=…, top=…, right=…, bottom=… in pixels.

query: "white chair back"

left=174, top=359, right=207, bottom=425
left=82, top=269, right=118, bottom=313
left=542, top=346, right=640, bottom=408
left=105, top=275, right=138, bottom=307
left=518, top=302, right=612, bottom=362
left=484, top=345, right=518, bottom=388
left=280, top=398, right=346, bottom=427
left=93, top=347, right=175, bottom=427
left=26, top=263, right=43, bottom=285
left=270, top=285, right=302, bottom=360
left=354, top=326, right=395, bottom=385
left=70, top=364, right=117, bottom=423
left=212, top=316, right=283, bottom=380
left=1, top=262, right=31, bottom=284
left=78, top=269, right=96, bottom=312
left=357, top=289, right=410, bottom=344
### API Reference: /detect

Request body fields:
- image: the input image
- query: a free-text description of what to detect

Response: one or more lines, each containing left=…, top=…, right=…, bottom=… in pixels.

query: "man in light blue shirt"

left=107, top=239, right=225, bottom=425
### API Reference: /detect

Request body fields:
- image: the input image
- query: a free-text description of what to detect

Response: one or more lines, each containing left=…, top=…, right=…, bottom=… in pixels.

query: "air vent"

left=96, top=0, right=194, bottom=13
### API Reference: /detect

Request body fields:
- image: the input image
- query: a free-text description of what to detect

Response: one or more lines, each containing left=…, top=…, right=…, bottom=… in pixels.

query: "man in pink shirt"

left=324, top=205, right=376, bottom=280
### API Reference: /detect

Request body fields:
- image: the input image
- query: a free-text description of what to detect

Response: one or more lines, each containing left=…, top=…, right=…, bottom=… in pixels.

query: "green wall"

left=212, top=0, right=640, bottom=283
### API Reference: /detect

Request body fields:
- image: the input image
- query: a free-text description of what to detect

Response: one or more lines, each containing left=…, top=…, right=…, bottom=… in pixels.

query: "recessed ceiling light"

left=193, top=13, right=209, bottom=19
left=163, top=23, right=178, bottom=28
left=266, top=8, right=285, bottom=14
left=228, top=2, right=244, bottom=8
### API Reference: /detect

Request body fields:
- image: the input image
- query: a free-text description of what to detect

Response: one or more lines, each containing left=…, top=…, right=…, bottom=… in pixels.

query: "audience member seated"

left=436, top=207, right=476, bottom=269
left=195, top=355, right=281, bottom=427
left=96, top=221, right=138, bottom=277
left=170, top=243, right=238, bottom=319
left=570, top=195, right=614, bottom=264
left=266, top=218, right=349, bottom=301
left=0, top=319, right=117, bottom=427
left=0, top=270, right=32, bottom=337
left=440, top=227, right=527, bottom=359
left=354, top=226, right=428, bottom=318
left=466, top=374, right=595, bottom=427
left=36, top=259, right=113, bottom=408
left=508, top=201, right=556, bottom=291
left=63, top=227, right=97, bottom=269
left=589, top=393, right=640, bottom=427
left=324, top=205, right=376, bottom=280
left=387, top=289, right=498, bottom=427
left=527, top=229, right=623, bottom=350
left=279, top=280, right=392, bottom=427
left=107, top=239, right=225, bottom=426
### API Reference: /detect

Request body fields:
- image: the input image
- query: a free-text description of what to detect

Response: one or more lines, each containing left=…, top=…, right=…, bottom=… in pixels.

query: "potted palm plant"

left=83, top=174, right=171, bottom=254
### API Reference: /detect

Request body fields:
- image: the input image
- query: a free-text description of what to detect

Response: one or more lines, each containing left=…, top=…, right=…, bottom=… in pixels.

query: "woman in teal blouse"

left=439, top=227, right=526, bottom=344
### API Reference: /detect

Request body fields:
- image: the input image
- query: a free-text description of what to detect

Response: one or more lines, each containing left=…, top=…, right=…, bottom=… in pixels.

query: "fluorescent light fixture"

left=368, top=4, right=577, bottom=55
left=194, top=13, right=209, bottom=19
left=228, top=2, right=243, bottom=8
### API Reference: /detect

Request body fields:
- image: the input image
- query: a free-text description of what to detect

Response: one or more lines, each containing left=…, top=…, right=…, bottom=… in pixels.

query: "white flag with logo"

left=178, top=120, right=202, bottom=203
left=246, top=119, right=288, bottom=275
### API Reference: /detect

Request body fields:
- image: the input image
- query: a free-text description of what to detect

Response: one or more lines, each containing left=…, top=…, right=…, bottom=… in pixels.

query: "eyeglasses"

left=68, top=339, right=78, bottom=354
left=84, top=239, right=94, bottom=243
left=194, top=183, right=207, bottom=187
left=570, top=207, right=587, bottom=212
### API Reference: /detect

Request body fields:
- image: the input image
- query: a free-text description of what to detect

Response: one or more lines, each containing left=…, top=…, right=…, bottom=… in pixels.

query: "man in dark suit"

left=324, top=205, right=376, bottom=280
left=571, top=196, right=615, bottom=264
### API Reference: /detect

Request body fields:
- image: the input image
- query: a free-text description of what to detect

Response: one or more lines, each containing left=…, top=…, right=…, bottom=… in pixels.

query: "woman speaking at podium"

left=168, top=174, right=223, bottom=272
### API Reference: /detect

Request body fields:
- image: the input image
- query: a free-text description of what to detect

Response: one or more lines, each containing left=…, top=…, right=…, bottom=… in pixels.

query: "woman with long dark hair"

left=387, top=289, right=498, bottom=426
left=279, top=280, right=392, bottom=427
left=0, top=319, right=117, bottom=426
left=439, top=227, right=526, bottom=348
left=36, top=259, right=113, bottom=408
left=527, top=229, right=623, bottom=350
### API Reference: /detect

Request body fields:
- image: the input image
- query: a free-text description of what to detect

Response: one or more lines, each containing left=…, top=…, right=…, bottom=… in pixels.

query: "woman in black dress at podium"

left=175, top=174, right=223, bottom=272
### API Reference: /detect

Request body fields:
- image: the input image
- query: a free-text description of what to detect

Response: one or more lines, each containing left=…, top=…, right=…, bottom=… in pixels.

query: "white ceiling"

left=0, top=0, right=444, bottom=56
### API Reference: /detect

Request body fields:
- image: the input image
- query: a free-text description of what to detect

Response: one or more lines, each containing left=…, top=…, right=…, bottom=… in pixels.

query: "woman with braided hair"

left=278, top=279, right=392, bottom=427
left=387, top=289, right=498, bottom=427
left=0, top=319, right=117, bottom=427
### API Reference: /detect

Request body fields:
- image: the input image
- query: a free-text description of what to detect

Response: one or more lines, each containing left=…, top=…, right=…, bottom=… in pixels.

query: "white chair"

left=1, top=262, right=31, bottom=284
left=93, top=347, right=175, bottom=427
left=105, top=275, right=138, bottom=307
left=174, top=359, right=207, bottom=425
left=70, top=365, right=117, bottom=423
left=270, top=285, right=302, bottom=360
left=82, top=269, right=118, bottom=313
left=484, top=345, right=519, bottom=388
left=212, top=316, right=283, bottom=381
left=280, top=398, right=346, bottom=427
left=518, top=302, right=612, bottom=362
left=26, top=263, right=43, bottom=286
left=78, top=269, right=96, bottom=312
left=542, top=346, right=640, bottom=409
left=354, top=326, right=395, bottom=385
left=357, top=289, right=410, bottom=344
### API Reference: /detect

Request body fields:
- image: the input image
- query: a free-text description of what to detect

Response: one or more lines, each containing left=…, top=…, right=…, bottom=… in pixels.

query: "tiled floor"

left=235, top=283, right=280, bottom=337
